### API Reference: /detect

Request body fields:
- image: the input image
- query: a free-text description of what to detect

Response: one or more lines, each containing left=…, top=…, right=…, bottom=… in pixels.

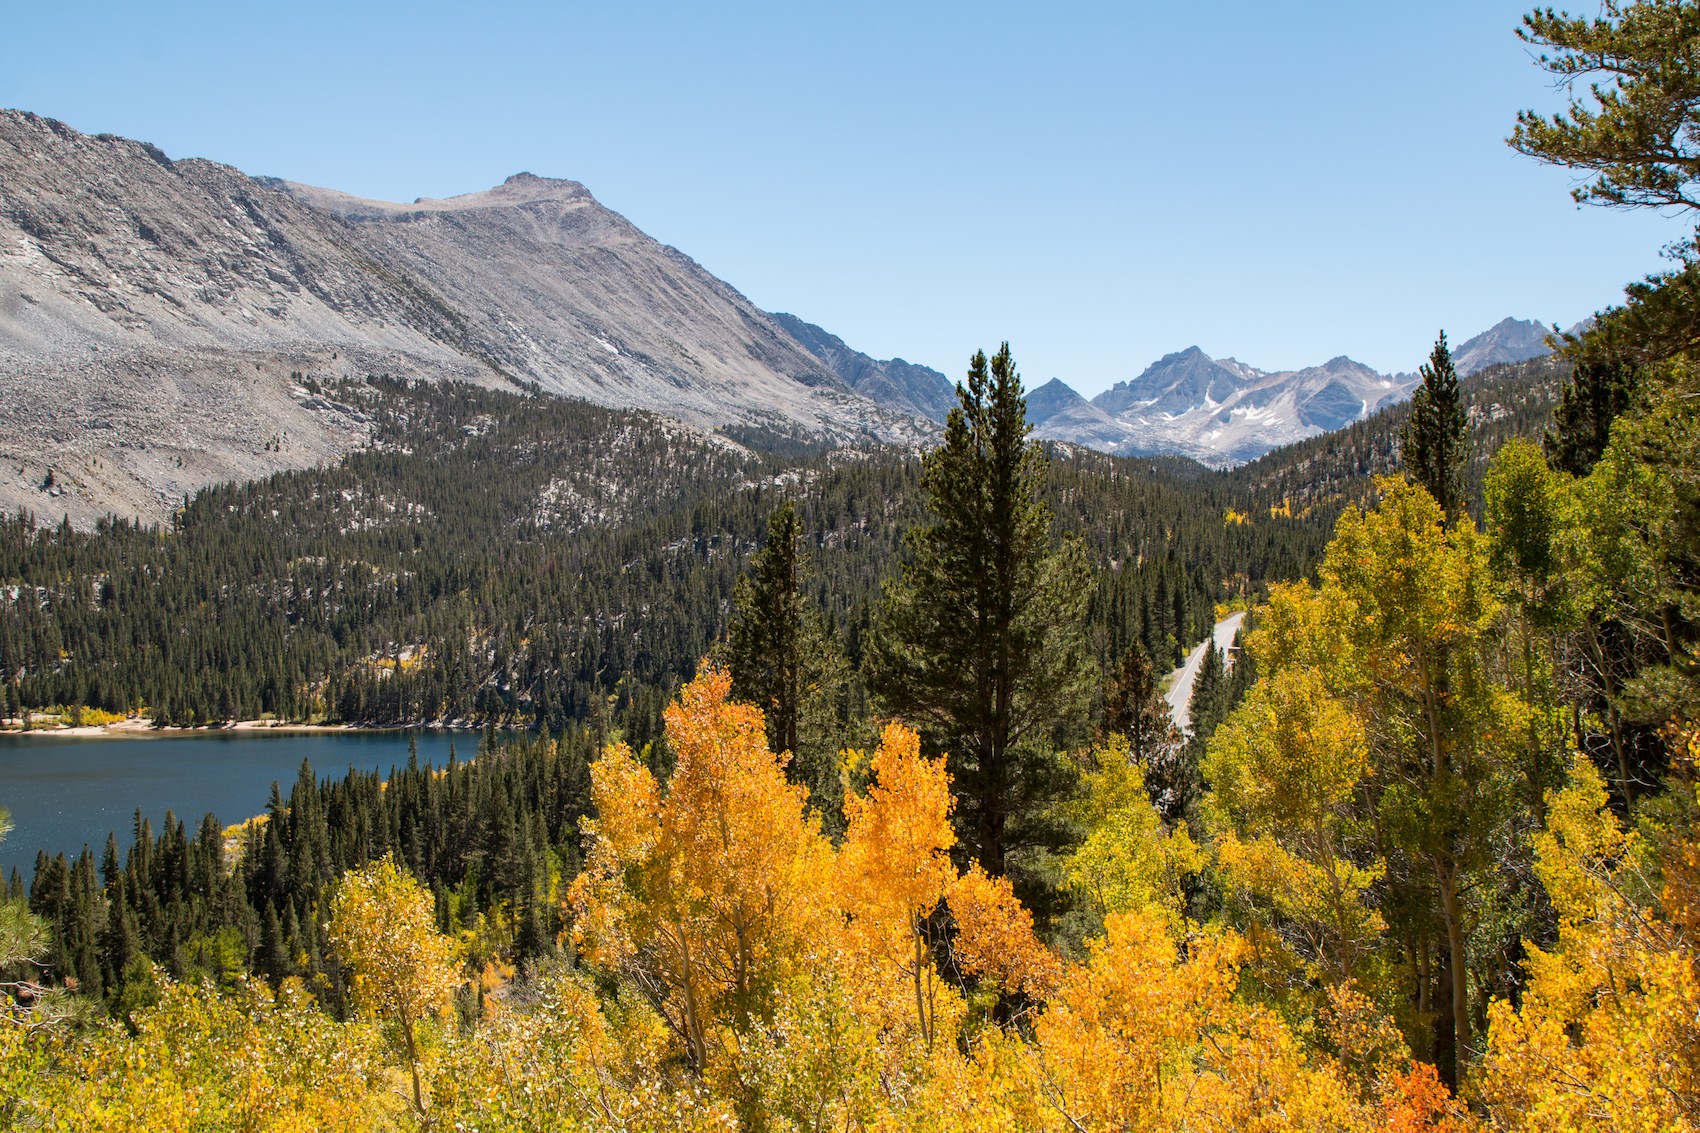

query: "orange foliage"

left=949, top=865, right=1062, bottom=999
left=839, top=721, right=959, bottom=1046
left=568, top=666, right=834, bottom=1072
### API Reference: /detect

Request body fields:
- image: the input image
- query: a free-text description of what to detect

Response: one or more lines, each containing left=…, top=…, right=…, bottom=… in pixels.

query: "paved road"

left=1164, top=611, right=1245, bottom=734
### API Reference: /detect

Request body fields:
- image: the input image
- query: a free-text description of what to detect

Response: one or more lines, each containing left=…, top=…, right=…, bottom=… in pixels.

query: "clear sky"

left=2, top=1, right=1686, bottom=394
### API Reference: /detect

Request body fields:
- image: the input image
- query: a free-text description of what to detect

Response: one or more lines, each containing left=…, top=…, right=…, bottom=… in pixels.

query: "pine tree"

left=724, top=500, right=849, bottom=819
left=725, top=501, right=809, bottom=759
left=866, top=344, right=1093, bottom=879
left=1546, top=357, right=1638, bottom=476
left=1401, top=331, right=1469, bottom=518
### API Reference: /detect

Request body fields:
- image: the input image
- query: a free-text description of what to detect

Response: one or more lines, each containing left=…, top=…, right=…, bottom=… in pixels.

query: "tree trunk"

left=677, top=927, right=708, bottom=1074
left=1435, top=856, right=1470, bottom=1088
left=912, top=913, right=932, bottom=1049
left=401, top=1011, right=424, bottom=1114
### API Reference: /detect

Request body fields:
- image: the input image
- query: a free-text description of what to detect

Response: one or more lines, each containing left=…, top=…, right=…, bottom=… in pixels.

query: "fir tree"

left=1401, top=331, right=1469, bottom=518
left=867, top=344, right=1093, bottom=880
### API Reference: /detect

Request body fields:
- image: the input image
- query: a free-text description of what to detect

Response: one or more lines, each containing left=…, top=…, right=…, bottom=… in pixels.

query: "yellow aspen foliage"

left=735, top=969, right=900, bottom=1133
left=838, top=721, right=961, bottom=1048
left=1062, top=737, right=1201, bottom=930
left=428, top=966, right=735, bottom=1133
left=328, top=853, right=462, bottom=1116
left=10, top=976, right=395, bottom=1132
left=1026, top=910, right=1441, bottom=1133
left=1476, top=754, right=1700, bottom=1131
left=1031, top=910, right=1245, bottom=1129
left=568, top=665, right=836, bottom=1074
left=1322, top=477, right=1498, bottom=670
left=1242, top=580, right=1356, bottom=697
left=1203, top=666, right=1385, bottom=984
left=891, top=1023, right=1052, bottom=1133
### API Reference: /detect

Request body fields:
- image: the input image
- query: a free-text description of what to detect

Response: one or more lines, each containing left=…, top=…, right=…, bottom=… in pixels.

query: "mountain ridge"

left=0, top=107, right=1572, bottom=518
left=768, top=312, right=957, bottom=423
left=0, top=110, right=927, bottom=526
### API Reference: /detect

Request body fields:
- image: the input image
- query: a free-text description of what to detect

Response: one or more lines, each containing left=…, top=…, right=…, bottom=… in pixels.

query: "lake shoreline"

left=0, top=728, right=476, bottom=875
left=0, top=715, right=487, bottom=739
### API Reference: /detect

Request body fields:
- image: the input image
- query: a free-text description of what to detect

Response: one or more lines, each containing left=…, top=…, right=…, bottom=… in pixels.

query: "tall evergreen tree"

left=722, top=500, right=847, bottom=815
left=1188, top=643, right=1226, bottom=742
left=866, top=344, right=1093, bottom=879
left=725, top=501, right=811, bottom=759
left=1401, top=331, right=1469, bottom=518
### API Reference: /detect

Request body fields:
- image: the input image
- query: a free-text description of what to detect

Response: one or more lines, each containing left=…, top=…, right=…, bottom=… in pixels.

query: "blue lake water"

left=0, top=730, right=472, bottom=879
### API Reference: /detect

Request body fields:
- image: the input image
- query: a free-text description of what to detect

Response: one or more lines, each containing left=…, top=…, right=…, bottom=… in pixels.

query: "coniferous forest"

left=4, top=5, right=1700, bottom=1130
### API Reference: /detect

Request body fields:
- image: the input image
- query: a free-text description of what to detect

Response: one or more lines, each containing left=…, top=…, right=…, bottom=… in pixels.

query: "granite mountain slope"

left=0, top=110, right=925, bottom=526
left=0, top=107, right=1569, bottom=518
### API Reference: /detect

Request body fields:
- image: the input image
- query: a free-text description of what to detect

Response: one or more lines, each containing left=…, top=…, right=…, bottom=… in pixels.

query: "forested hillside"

left=0, top=374, right=1325, bottom=734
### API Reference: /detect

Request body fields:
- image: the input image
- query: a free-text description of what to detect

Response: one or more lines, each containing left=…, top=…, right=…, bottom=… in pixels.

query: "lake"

left=0, top=730, right=473, bottom=879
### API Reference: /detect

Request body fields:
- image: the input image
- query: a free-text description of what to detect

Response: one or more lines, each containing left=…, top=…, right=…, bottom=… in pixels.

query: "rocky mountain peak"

left=1029, top=318, right=1551, bottom=468
left=1450, top=317, right=1553, bottom=375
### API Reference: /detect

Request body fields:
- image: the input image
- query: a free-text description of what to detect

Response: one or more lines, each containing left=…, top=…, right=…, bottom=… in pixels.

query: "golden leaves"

left=1477, top=753, right=1700, bottom=1131
left=568, top=666, right=834, bottom=1072
left=327, top=854, right=460, bottom=1033
left=949, top=866, right=1061, bottom=1000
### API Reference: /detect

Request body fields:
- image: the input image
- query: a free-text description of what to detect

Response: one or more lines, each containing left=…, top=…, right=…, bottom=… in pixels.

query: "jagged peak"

left=1161, top=345, right=1210, bottom=362
left=1031, top=376, right=1079, bottom=394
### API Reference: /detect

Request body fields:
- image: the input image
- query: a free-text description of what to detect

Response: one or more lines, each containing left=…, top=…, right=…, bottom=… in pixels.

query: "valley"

left=2, top=2, right=1697, bottom=1123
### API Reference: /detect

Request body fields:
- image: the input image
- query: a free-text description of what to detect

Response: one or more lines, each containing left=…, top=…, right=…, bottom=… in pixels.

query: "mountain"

left=1024, top=378, right=1144, bottom=451
left=1450, top=317, right=1554, bottom=375
left=1093, top=346, right=1255, bottom=417
left=0, top=110, right=925, bottom=526
left=770, top=312, right=958, bottom=423
left=1032, top=318, right=1559, bottom=467
left=1031, top=349, right=1410, bottom=467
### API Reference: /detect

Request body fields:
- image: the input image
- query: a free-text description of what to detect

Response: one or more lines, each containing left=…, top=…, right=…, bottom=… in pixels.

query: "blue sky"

left=2, top=1, right=1684, bottom=394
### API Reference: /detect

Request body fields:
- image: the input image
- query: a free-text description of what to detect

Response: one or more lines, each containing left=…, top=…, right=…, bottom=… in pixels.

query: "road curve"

left=1164, top=611, right=1245, bottom=734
